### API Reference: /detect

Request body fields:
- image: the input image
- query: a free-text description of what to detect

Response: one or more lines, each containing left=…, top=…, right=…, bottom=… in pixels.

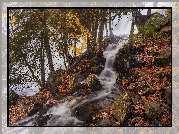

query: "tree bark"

left=40, top=9, right=57, bottom=96
left=40, top=31, right=46, bottom=89
left=98, top=10, right=106, bottom=49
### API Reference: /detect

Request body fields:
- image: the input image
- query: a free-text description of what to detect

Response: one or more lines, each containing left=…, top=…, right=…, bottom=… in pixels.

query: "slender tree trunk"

left=128, top=10, right=135, bottom=51
left=98, top=10, right=105, bottom=49
left=105, top=22, right=108, bottom=37
left=86, top=9, right=92, bottom=51
left=109, top=12, right=113, bottom=37
left=40, top=32, right=46, bottom=90
left=147, top=9, right=151, bottom=16
left=40, top=9, right=58, bottom=96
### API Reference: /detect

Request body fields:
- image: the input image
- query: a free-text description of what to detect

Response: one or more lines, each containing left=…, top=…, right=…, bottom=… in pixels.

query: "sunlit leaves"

left=9, top=17, right=16, bottom=24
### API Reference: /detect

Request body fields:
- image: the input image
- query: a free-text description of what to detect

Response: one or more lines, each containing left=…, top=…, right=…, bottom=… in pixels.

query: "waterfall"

left=98, top=39, right=126, bottom=93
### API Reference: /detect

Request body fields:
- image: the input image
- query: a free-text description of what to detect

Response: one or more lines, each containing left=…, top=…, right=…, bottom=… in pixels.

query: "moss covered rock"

left=144, top=13, right=170, bottom=31
left=120, top=91, right=140, bottom=104
left=86, top=74, right=102, bottom=91
left=112, top=100, right=133, bottom=124
left=112, top=91, right=140, bottom=124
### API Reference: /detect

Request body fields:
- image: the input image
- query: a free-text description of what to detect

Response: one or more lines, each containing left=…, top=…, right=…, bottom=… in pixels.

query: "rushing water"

left=40, top=39, right=127, bottom=126
left=98, top=40, right=126, bottom=93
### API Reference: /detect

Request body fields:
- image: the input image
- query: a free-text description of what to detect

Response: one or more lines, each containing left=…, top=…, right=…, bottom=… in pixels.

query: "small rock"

left=154, top=71, right=165, bottom=78
left=154, top=48, right=171, bottom=67
left=145, top=101, right=162, bottom=119
left=97, top=116, right=116, bottom=126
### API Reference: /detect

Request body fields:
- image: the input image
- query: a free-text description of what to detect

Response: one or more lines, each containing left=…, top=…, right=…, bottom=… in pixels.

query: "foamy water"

left=41, top=40, right=127, bottom=126
left=98, top=40, right=126, bottom=92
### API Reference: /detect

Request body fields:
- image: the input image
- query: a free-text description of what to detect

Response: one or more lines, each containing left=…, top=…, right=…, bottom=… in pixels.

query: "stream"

left=40, top=39, right=127, bottom=126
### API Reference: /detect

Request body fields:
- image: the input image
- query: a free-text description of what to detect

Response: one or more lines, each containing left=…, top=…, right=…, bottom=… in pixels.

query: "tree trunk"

left=40, top=32, right=46, bottom=90
left=128, top=10, right=135, bottom=49
left=41, top=10, right=58, bottom=96
left=147, top=9, right=151, bottom=16
left=98, top=10, right=105, bottom=49
left=109, top=12, right=114, bottom=37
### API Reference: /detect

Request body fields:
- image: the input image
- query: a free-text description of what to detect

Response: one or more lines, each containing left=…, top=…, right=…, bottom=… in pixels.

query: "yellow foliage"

left=69, top=44, right=75, bottom=50
left=147, top=47, right=152, bottom=51
left=66, top=12, right=92, bottom=56
left=9, top=17, right=16, bottom=24
left=79, top=42, right=87, bottom=50
left=75, top=47, right=81, bottom=56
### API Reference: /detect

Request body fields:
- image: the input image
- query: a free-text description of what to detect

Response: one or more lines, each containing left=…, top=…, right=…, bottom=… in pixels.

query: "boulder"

left=144, top=13, right=170, bottom=31
left=112, top=100, right=133, bottom=124
left=72, top=98, right=114, bottom=125
left=86, top=74, right=102, bottom=91
left=154, top=48, right=171, bottom=67
left=144, top=101, right=163, bottom=120
left=32, top=104, right=54, bottom=126
left=111, top=91, right=140, bottom=124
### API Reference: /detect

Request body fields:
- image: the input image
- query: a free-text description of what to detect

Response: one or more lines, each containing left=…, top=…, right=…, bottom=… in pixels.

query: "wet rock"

left=28, top=101, right=43, bottom=116
left=103, top=35, right=122, bottom=45
left=91, top=54, right=106, bottom=75
left=72, top=98, right=113, bottom=124
left=73, top=74, right=85, bottom=84
left=32, top=104, right=53, bottom=126
left=33, top=114, right=52, bottom=126
left=9, top=90, right=19, bottom=107
left=154, top=48, right=171, bottom=67
left=46, top=115, right=84, bottom=126
left=72, top=101, right=100, bottom=122
left=111, top=91, right=140, bottom=124
left=144, top=101, right=163, bottom=119
left=74, top=105, right=96, bottom=122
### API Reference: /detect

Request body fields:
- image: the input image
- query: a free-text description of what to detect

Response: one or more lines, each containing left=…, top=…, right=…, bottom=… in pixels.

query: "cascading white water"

left=98, top=40, right=126, bottom=92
